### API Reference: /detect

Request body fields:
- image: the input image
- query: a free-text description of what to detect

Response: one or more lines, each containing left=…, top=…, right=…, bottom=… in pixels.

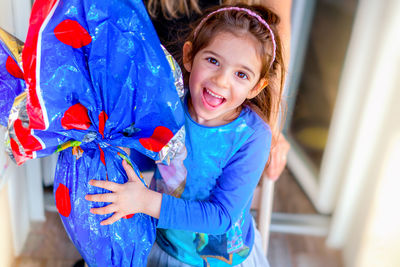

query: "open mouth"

left=202, top=88, right=225, bottom=108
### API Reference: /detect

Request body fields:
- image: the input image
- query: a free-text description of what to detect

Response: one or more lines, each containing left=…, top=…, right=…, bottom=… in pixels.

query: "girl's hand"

left=85, top=159, right=162, bottom=225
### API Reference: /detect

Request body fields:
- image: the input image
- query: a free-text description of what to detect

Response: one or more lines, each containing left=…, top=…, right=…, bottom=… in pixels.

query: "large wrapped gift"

left=0, top=0, right=185, bottom=265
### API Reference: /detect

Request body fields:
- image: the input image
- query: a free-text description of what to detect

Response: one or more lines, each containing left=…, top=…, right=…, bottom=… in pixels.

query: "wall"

left=0, top=186, right=14, bottom=267
left=0, top=0, right=35, bottom=264
left=0, top=126, right=31, bottom=265
left=326, top=0, right=400, bottom=266
left=0, top=1, right=18, bottom=258
left=344, top=68, right=400, bottom=267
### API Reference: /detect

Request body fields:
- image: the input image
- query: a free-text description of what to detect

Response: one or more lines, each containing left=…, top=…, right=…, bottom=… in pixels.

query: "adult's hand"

left=265, top=132, right=290, bottom=181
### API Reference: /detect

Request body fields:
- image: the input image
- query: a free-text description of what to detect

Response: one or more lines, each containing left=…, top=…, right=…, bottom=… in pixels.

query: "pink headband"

left=193, top=7, right=276, bottom=67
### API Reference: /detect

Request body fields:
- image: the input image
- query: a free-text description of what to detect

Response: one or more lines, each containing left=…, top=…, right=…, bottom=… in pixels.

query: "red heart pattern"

left=61, top=103, right=91, bottom=130
left=54, top=19, right=92, bottom=48
left=55, top=183, right=72, bottom=217
left=123, top=214, right=135, bottom=219
left=10, top=137, right=34, bottom=164
left=14, top=119, right=43, bottom=151
left=5, top=56, right=24, bottom=79
left=139, top=126, right=174, bottom=152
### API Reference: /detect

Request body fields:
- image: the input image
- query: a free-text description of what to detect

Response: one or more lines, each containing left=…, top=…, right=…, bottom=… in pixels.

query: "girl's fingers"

left=85, top=193, right=116, bottom=203
left=122, top=160, right=139, bottom=182
left=100, top=213, right=122, bottom=226
left=90, top=204, right=117, bottom=215
left=89, top=180, right=120, bottom=191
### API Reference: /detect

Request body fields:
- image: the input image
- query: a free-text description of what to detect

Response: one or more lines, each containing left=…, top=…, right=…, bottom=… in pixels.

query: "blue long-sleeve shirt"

left=153, top=100, right=271, bottom=266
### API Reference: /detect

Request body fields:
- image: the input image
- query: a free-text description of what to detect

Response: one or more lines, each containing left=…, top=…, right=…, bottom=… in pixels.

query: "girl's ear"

left=183, top=41, right=193, bottom=72
left=247, top=78, right=268, bottom=99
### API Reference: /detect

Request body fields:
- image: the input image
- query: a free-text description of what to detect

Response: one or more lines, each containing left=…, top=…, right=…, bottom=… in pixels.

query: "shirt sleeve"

left=157, top=125, right=271, bottom=235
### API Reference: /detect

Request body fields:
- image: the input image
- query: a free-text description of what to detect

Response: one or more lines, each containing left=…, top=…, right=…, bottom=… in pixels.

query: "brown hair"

left=182, top=5, right=286, bottom=130
left=146, top=0, right=264, bottom=19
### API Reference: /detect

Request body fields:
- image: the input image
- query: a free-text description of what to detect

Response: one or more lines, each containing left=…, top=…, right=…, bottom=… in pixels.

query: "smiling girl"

left=86, top=4, right=285, bottom=266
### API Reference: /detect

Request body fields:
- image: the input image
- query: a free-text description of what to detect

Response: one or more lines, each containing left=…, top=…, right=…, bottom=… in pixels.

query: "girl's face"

left=183, top=31, right=266, bottom=127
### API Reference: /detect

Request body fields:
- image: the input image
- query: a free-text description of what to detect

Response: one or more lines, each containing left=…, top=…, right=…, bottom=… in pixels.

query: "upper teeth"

left=206, top=89, right=223, bottom=99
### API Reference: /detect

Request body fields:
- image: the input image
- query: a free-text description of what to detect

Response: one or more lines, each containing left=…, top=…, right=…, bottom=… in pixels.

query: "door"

left=284, top=0, right=359, bottom=214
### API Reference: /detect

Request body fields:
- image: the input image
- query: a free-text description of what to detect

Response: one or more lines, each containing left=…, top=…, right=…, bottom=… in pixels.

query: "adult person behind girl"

left=145, top=0, right=291, bottom=181
left=87, top=4, right=286, bottom=266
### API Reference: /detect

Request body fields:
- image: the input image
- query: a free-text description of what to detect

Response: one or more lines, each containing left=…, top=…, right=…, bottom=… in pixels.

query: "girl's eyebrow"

left=203, top=50, right=256, bottom=78
left=239, top=65, right=256, bottom=78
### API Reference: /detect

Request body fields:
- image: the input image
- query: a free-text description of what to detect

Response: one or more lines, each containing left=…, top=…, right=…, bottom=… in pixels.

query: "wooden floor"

left=13, top=211, right=81, bottom=267
left=13, top=168, right=342, bottom=267
left=268, top=170, right=343, bottom=267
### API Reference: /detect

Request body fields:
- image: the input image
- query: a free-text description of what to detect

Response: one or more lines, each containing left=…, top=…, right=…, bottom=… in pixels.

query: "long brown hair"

left=146, top=0, right=264, bottom=19
left=182, top=5, right=286, bottom=131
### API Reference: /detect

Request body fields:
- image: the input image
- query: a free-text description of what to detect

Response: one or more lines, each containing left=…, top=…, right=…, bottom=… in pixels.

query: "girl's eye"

left=236, top=72, right=248, bottom=80
left=207, top=57, right=219, bottom=66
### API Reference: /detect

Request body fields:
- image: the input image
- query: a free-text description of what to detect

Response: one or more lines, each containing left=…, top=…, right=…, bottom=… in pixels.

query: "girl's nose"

left=212, top=70, right=230, bottom=88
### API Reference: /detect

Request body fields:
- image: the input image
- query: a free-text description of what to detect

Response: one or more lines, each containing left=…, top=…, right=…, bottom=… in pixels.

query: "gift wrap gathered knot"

left=0, top=0, right=185, bottom=266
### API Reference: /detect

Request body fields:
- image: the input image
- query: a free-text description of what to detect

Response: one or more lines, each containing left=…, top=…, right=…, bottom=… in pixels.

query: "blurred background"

left=1, top=0, right=399, bottom=266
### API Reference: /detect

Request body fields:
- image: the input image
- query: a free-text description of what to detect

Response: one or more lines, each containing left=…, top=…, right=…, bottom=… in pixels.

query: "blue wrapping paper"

left=0, top=0, right=185, bottom=265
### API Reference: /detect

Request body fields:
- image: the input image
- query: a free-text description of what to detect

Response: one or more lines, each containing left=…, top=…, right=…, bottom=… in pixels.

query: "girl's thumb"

left=122, top=159, right=138, bottom=182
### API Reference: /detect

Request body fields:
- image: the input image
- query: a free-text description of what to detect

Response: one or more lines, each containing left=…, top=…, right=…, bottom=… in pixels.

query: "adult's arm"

left=261, top=0, right=291, bottom=66
left=261, top=0, right=292, bottom=180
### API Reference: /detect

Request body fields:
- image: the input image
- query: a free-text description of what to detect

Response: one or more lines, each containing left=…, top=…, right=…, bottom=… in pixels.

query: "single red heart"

left=10, top=137, right=33, bottom=165
left=139, top=126, right=174, bottom=152
left=54, top=19, right=92, bottom=48
left=55, top=183, right=72, bottom=217
left=123, top=214, right=135, bottom=219
left=5, top=56, right=24, bottom=79
left=13, top=119, right=43, bottom=152
left=61, top=103, right=91, bottom=130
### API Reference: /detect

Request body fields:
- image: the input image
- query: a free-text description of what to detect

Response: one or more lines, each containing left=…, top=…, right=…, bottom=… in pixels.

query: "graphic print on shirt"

left=155, top=144, right=188, bottom=197
left=196, top=211, right=249, bottom=265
